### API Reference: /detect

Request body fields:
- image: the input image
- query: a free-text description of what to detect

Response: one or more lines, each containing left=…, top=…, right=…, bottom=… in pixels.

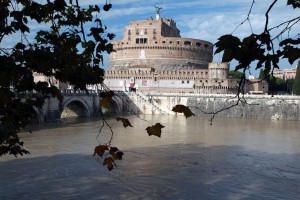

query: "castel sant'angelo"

left=104, top=8, right=267, bottom=94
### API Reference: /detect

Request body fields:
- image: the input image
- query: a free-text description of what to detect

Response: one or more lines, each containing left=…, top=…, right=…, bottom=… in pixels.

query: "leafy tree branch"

left=0, top=0, right=114, bottom=156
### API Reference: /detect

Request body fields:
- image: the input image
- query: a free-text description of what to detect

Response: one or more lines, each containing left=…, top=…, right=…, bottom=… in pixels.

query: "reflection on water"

left=0, top=115, right=300, bottom=200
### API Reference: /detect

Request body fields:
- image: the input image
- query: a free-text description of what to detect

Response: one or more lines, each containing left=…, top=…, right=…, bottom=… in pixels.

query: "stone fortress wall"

left=105, top=62, right=242, bottom=94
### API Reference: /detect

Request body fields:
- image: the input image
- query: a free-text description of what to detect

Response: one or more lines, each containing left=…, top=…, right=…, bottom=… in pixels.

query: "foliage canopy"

left=0, top=0, right=114, bottom=156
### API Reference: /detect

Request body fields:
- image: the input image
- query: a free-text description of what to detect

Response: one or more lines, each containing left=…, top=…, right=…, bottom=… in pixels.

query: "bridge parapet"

left=60, top=89, right=100, bottom=96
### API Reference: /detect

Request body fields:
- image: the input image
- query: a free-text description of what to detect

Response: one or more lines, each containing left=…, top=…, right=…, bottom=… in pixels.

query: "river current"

left=0, top=115, right=300, bottom=200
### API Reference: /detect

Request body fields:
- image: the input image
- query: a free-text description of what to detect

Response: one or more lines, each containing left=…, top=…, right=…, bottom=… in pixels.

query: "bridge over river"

left=37, top=90, right=300, bottom=122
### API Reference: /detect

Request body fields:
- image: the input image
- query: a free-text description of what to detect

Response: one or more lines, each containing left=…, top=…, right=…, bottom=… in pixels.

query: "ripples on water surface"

left=0, top=115, right=300, bottom=200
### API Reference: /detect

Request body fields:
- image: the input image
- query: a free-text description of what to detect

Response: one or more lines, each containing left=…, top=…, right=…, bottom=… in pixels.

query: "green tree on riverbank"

left=258, top=69, right=265, bottom=80
left=228, top=70, right=244, bottom=79
left=292, top=61, right=300, bottom=95
left=268, top=77, right=286, bottom=94
left=286, top=79, right=294, bottom=94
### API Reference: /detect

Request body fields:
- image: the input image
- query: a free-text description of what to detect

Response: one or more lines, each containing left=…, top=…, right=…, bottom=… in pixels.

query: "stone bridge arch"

left=100, top=96, right=122, bottom=115
left=61, top=96, right=92, bottom=118
left=111, top=95, right=123, bottom=113
left=32, top=107, right=44, bottom=123
left=99, top=93, right=125, bottom=115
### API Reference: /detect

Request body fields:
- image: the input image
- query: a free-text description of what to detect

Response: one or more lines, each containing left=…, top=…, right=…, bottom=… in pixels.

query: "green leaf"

left=279, top=38, right=300, bottom=46
left=107, top=33, right=115, bottom=40
left=87, top=40, right=95, bottom=49
left=287, top=0, right=300, bottom=8
left=222, top=49, right=234, bottom=62
left=282, top=45, right=300, bottom=64
left=234, top=64, right=245, bottom=71
left=264, top=59, right=271, bottom=75
left=15, top=42, right=26, bottom=50
left=215, top=34, right=241, bottom=54
left=81, top=42, right=88, bottom=48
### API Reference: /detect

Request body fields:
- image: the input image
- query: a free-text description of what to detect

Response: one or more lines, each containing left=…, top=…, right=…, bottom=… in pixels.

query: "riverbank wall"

left=128, top=93, right=300, bottom=120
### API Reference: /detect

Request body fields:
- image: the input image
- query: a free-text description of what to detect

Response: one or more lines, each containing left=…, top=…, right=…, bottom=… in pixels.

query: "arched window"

left=184, top=41, right=192, bottom=45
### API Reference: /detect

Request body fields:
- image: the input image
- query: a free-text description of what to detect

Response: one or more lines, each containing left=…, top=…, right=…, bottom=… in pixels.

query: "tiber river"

left=0, top=115, right=300, bottom=200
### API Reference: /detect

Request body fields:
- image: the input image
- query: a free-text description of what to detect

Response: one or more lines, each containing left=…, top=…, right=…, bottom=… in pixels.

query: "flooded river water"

left=0, top=115, right=300, bottom=200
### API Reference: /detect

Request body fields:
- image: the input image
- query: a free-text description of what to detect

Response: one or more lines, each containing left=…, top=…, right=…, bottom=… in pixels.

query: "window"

left=184, top=41, right=192, bottom=45
left=153, top=29, right=157, bottom=34
left=182, top=80, right=184, bottom=84
left=136, top=29, right=139, bottom=35
left=196, top=42, right=201, bottom=47
left=136, top=38, right=148, bottom=44
left=128, top=30, right=131, bottom=35
left=144, top=29, right=147, bottom=35
left=187, top=80, right=190, bottom=84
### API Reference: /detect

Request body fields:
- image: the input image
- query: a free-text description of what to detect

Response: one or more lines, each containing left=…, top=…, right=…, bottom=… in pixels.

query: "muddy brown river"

left=0, top=115, right=300, bottom=200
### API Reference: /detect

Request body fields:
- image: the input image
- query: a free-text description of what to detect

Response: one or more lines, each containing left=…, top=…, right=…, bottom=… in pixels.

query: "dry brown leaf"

left=116, top=117, right=133, bottom=128
left=146, top=123, right=165, bottom=137
left=93, top=145, right=109, bottom=158
left=103, top=157, right=114, bottom=171
left=172, top=104, right=195, bottom=118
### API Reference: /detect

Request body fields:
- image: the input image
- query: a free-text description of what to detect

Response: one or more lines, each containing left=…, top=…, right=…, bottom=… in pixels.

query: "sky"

left=90, top=0, right=300, bottom=77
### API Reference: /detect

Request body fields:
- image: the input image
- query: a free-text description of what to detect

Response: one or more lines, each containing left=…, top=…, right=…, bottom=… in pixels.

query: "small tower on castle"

left=155, top=6, right=162, bottom=20
left=208, top=63, right=229, bottom=80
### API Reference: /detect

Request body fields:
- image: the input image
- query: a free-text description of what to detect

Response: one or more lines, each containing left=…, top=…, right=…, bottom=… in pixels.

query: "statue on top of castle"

left=155, top=6, right=162, bottom=15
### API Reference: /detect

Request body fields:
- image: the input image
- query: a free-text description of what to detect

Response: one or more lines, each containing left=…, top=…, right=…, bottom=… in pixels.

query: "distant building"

left=273, top=67, right=297, bottom=80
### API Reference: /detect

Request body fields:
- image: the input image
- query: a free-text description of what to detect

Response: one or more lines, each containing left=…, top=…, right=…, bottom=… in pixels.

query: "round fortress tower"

left=109, top=12, right=213, bottom=71
left=208, top=62, right=229, bottom=80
